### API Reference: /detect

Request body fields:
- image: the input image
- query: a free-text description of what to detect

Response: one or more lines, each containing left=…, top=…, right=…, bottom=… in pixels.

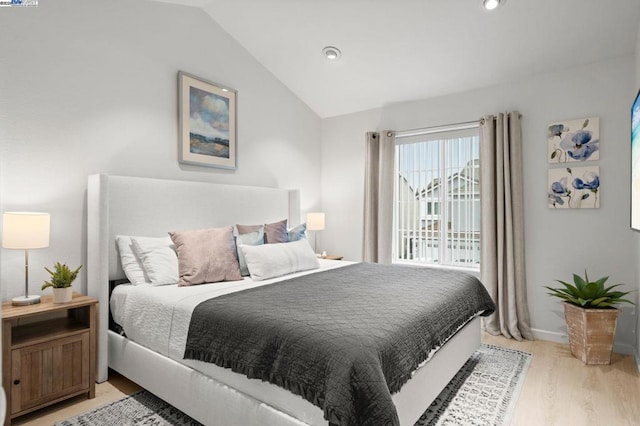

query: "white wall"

left=322, top=55, right=638, bottom=353
left=0, top=0, right=322, bottom=300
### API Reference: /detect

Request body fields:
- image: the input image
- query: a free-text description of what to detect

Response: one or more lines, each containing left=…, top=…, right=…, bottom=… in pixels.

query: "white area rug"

left=416, top=344, right=532, bottom=426
left=57, top=344, right=531, bottom=426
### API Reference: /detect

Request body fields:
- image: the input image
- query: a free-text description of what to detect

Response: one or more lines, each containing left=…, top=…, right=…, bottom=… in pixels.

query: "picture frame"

left=178, top=71, right=237, bottom=170
left=547, top=117, right=599, bottom=164
left=631, top=89, right=640, bottom=230
left=548, top=166, right=600, bottom=209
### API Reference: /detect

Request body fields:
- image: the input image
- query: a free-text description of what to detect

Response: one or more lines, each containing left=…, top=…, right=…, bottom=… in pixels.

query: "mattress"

left=111, top=259, right=353, bottom=424
left=110, top=259, right=484, bottom=425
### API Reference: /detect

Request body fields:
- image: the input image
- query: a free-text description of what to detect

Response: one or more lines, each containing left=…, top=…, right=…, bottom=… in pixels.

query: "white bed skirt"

left=108, top=317, right=481, bottom=426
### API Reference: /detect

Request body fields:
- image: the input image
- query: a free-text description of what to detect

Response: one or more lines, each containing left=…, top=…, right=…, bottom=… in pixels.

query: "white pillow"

left=130, top=236, right=179, bottom=286
left=239, top=239, right=319, bottom=281
left=115, top=235, right=148, bottom=285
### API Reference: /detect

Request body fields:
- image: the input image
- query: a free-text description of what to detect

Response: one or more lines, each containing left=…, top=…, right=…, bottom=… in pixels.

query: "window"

left=393, top=127, right=480, bottom=268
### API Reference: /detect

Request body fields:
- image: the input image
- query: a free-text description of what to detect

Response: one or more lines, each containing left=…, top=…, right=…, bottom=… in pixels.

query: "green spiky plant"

left=545, top=271, right=635, bottom=308
left=41, top=262, right=82, bottom=290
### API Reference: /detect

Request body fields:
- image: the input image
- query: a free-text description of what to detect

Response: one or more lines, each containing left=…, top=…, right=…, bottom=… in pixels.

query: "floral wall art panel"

left=548, top=166, right=600, bottom=209
left=548, top=117, right=599, bottom=163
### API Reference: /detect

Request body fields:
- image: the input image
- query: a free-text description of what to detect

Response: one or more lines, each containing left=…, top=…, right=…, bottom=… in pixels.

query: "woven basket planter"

left=563, top=301, right=619, bottom=365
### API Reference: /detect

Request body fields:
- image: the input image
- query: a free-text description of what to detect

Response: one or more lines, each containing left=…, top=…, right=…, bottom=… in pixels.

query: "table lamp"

left=306, top=212, right=325, bottom=254
left=2, top=212, right=50, bottom=306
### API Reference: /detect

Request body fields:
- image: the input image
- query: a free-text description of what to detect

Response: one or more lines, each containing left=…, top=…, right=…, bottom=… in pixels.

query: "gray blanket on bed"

left=184, top=262, right=495, bottom=426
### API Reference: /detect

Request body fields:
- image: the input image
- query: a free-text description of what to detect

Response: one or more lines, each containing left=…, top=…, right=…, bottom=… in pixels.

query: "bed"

left=86, top=174, right=493, bottom=426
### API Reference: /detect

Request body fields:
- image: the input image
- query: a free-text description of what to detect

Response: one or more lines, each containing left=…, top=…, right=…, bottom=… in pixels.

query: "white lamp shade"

left=306, top=212, right=325, bottom=231
left=2, top=212, right=50, bottom=249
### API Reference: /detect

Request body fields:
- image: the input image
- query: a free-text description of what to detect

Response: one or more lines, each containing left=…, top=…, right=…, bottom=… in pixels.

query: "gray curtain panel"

left=479, top=112, right=533, bottom=341
left=363, top=131, right=395, bottom=264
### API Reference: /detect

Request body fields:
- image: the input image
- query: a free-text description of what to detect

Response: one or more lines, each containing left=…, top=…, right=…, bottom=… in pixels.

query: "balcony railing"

left=396, top=229, right=480, bottom=266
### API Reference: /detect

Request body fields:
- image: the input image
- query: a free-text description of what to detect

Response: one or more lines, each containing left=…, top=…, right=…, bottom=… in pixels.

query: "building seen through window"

left=394, top=129, right=480, bottom=268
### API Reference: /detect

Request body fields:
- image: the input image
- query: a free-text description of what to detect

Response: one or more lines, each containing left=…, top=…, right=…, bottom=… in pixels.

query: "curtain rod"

left=394, top=119, right=479, bottom=139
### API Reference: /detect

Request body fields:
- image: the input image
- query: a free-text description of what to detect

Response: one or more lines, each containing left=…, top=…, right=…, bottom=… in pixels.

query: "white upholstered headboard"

left=86, top=174, right=300, bottom=382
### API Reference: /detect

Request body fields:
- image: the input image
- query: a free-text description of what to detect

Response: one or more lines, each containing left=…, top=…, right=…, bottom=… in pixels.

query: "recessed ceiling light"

left=322, top=46, right=341, bottom=61
left=483, top=0, right=501, bottom=10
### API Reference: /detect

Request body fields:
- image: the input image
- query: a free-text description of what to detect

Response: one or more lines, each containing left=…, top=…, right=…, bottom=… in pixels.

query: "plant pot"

left=563, top=301, right=619, bottom=365
left=52, top=287, right=73, bottom=304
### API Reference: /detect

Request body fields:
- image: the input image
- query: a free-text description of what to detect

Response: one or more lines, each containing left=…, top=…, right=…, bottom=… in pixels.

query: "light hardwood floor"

left=482, top=334, right=640, bottom=426
left=12, top=334, right=640, bottom=426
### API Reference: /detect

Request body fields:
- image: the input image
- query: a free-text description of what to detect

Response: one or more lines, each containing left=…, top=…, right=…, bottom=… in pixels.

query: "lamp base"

left=11, top=295, right=41, bottom=306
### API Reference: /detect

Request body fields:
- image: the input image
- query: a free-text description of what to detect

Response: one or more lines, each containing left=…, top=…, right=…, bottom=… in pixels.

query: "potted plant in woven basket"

left=545, top=271, right=634, bottom=365
left=41, top=262, right=82, bottom=304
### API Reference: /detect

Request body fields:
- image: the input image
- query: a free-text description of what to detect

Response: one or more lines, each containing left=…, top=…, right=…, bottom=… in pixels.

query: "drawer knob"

left=13, top=379, right=20, bottom=385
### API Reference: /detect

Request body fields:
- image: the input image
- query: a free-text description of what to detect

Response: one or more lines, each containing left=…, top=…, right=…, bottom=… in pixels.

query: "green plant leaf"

left=573, top=274, right=587, bottom=293
left=546, top=292, right=580, bottom=305
left=594, top=276, right=609, bottom=291
left=583, top=282, right=600, bottom=299
left=556, top=280, right=580, bottom=296
left=554, top=288, right=576, bottom=297
left=602, top=284, right=625, bottom=294
left=609, top=291, right=630, bottom=299
left=547, top=287, right=575, bottom=301
left=591, top=296, right=610, bottom=306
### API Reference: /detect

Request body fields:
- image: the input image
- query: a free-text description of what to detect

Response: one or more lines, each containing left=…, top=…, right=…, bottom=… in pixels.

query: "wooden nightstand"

left=2, top=293, right=97, bottom=425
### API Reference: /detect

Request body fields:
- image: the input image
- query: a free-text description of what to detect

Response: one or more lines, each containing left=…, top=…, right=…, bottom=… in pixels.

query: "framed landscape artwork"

left=632, top=89, right=640, bottom=230
left=178, top=71, right=237, bottom=170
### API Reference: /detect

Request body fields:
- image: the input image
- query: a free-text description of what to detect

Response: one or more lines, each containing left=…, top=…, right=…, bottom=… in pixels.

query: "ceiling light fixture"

left=483, top=0, right=501, bottom=10
left=322, top=46, right=341, bottom=61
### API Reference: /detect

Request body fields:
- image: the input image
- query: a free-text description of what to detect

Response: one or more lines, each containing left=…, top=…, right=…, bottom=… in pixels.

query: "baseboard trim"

left=613, top=342, right=637, bottom=356
left=531, top=328, right=566, bottom=344
left=530, top=328, right=636, bottom=355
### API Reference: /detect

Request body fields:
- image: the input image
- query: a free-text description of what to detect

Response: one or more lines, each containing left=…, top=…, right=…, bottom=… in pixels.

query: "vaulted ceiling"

left=153, top=0, right=640, bottom=118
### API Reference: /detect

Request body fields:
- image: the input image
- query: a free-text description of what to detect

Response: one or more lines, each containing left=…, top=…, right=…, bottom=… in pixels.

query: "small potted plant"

left=545, top=271, right=634, bottom=365
left=41, top=262, right=82, bottom=304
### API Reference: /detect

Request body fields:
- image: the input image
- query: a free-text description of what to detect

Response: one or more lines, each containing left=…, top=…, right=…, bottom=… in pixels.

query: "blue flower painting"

left=548, top=117, right=600, bottom=163
left=548, top=166, right=600, bottom=209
